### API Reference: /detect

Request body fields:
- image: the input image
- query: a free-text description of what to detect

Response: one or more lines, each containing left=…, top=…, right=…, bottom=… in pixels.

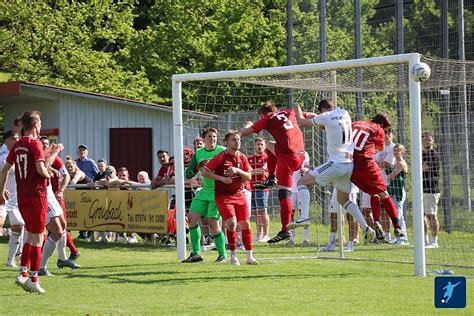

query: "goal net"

left=172, top=53, right=474, bottom=276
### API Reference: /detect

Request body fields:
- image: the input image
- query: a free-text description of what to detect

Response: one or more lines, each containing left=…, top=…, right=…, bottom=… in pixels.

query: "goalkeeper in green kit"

left=182, top=128, right=228, bottom=263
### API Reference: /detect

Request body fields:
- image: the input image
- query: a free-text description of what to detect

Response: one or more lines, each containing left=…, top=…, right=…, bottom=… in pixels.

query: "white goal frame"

left=172, top=53, right=426, bottom=276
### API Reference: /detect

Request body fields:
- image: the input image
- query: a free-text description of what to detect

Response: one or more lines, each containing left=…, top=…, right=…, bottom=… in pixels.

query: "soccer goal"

left=172, top=53, right=474, bottom=277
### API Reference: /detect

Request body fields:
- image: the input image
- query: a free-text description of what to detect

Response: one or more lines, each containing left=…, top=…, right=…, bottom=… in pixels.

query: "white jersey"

left=375, top=142, right=395, bottom=185
left=311, top=108, right=353, bottom=163
left=0, top=149, right=16, bottom=195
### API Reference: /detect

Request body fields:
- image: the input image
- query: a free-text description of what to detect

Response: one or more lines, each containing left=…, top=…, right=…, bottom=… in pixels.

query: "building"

left=0, top=81, right=211, bottom=179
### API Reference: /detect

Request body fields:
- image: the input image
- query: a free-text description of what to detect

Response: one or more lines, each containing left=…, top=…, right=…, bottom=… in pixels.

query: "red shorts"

left=351, top=159, right=387, bottom=195
left=18, top=195, right=48, bottom=234
left=215, top=194, right=249, bottom=222
left=167, top=209, right=176, bottom=235
left=276, top=152, right=306, bottom=188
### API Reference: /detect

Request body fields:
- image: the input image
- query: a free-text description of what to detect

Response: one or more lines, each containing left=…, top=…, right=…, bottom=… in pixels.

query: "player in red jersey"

left=241, top=100, right=308, bottom=243
left=351, top=113, right=403, bottom=240
left=0, top=111, right=51, bottom=294
left=202, top=130, right=258, bottom=265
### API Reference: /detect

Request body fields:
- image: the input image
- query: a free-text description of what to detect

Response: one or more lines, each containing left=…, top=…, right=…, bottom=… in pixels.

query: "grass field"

left=0, top=235, right=472, bottom=315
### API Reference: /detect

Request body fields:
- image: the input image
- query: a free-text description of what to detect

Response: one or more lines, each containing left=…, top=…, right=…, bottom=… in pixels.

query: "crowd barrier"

left=64, top=184, right=171, bottom=234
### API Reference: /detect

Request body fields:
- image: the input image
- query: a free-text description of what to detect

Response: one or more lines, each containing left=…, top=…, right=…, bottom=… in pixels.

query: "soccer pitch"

left=0, top=237, right=472, bottom=314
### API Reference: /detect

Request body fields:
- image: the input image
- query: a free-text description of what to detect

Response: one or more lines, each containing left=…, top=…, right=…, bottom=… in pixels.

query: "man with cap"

left=75, top=144, right=98, bottom=180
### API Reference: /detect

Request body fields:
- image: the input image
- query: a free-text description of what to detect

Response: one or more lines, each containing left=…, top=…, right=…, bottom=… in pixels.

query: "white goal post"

left=172, top=53, right=426, bottom=276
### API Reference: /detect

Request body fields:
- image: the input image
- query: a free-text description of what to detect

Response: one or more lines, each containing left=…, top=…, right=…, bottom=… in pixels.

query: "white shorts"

left=243, top=188, right=252, bottom=213
left=4, top=193, right=25, bottom=226
left=0, top=205, right=5, bottom=218
left=423, top=193, right=440, bottom=215
left=47, top=186, right=63, bottom=225
left=330, top=187, right=358, bottom=214
left=308, top=161, right=353, bottom=193
left=361, top=192, right=371, bottom=209
left=291, top=191, right=299, bottom=209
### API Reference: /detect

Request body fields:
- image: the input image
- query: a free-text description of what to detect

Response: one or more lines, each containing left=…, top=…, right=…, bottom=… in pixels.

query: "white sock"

left=290, top=229, right=295, bottom=241
left=303, top=228, right=310, bottom=241
left=329, top=232, right=336, bottom=245
left=41, top=236, right=58, bottom=269
left=432, top=236, right=438, bottom=243
left=343, top=201, right=367, bottom=231
left=18, top=229, right=26, bottom=256
left=57, top=232, right=68, bottom=261
left=7, top=231, right=21, bottom=261
left=385, top=232, right=391, bottom=241
left=297, top=186, right=310, bottom=220
left=246, top=250, right=253, bottom=259
left=425, top=234, right=429, bottom=244
left=230, top=250, right=237, bottom=257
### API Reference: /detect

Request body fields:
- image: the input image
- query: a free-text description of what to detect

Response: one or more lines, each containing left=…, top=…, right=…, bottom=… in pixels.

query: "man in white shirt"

left=0, top=130, right=24, bottom=267
left=295, top=99, right=374, bottom=244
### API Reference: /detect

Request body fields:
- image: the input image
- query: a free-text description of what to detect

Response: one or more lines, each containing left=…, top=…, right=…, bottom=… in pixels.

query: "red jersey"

left=51, top=156, right=67, bottom=193
left=247, top=152, right=268, bottom=191
left=158, top=165, right=174, bottom=178
left=6, top=136, right=48, bottom=197
left=250, top=109, right=305, bottom=154
left=351, top=121, right=385, bottom=162
left=205, top=150, right=251, bottom=196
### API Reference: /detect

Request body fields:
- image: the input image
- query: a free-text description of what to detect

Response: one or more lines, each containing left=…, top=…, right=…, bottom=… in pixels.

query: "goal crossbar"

left=172, top=53, right=426, bottom=276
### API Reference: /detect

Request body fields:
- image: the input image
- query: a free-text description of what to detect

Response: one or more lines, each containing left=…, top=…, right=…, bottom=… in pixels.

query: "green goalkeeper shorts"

left=189, top=188, right=220, bottom=219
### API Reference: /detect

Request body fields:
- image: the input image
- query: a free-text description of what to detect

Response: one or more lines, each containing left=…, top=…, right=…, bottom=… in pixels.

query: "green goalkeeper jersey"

left=186, top=145, right=226, bottom=190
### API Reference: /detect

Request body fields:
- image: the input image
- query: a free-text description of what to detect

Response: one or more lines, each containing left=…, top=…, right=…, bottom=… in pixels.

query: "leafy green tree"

left=0, top=0, right=154, bottom=101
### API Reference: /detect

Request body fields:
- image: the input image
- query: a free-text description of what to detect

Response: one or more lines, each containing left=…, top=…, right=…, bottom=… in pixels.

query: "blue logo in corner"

left=434, top=276, right=466, bottom=308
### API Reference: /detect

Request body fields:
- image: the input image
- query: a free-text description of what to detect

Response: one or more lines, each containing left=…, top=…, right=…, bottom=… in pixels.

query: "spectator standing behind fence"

left=94, top=159, right=108, bottom=182
left=75, top=144, right=98, bottom=180
left=386, top=143, right=409, bottom=245
left=248, top=138, right=270, bottom=242
left=151, top=150, right=174, bottom=189
left=422, top=132, right=441, bottom=249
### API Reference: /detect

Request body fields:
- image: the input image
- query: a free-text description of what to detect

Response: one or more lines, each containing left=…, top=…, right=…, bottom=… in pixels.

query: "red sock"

left=66, top=231, right=78, bottom=254
left=265, top=149, right=277, bottom=176
left=20, top=243, right=31, bottom=268
left=241, top=228, right=253, bottom=251
left=370, top=195, right=381, bottom=222
left=226, top=229, right=237, bottom=251
left=381, top=197, right=400, bottom=228
left=280, top=197, right=293, bottom=232
left=29, top=245, right=42, bottom=275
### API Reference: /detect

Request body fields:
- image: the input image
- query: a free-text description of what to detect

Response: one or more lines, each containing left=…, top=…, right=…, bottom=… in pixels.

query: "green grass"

left=0, top=237, right=472, bottom=315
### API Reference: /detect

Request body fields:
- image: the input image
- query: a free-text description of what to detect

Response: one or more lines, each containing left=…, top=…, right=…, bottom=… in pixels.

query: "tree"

left=0, top=0, right=154, bottom=101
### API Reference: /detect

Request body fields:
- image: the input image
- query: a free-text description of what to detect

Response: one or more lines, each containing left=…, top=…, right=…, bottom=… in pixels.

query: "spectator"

left=137, top=171, right=151, bottom=186
left=386, top=143, right=409, bottom=245
left=151, top=150, right=174, bottom=189
left=66, top=157, right=92, bottom=185
left=94, top=159, right=108, bottom=181
left=75, top=144, right=98, bottom=180
left=193, top=137, right=204, bottom=150
left=247, top=138, right=270, bottom=242
left=422, top=132, right=441, bottom=249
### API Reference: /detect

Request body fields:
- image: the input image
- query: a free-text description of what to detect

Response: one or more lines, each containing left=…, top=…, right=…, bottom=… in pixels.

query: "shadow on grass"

left=64, top=269, right=353, bottom=285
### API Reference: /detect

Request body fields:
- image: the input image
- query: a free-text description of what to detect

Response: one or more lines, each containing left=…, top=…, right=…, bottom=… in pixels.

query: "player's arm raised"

left=294, top=102, right=315, bottom=127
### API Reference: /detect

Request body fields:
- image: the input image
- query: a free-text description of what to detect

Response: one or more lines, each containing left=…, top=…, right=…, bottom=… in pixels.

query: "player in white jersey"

left=323, top=184, right=360, bottom=252
left=294, top=99, right=374, bottom=244
left=286, top=151, right=311, bottom=246
left=39, top=138, right=79, bottom=276
left=0, top=131, right=25, bottom=267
